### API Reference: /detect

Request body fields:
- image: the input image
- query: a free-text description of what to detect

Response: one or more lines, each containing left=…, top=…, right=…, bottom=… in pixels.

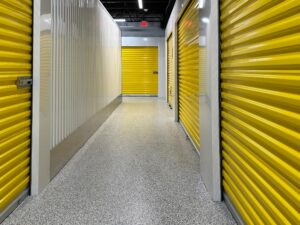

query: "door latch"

left=16, top=76, right=33, bottom=89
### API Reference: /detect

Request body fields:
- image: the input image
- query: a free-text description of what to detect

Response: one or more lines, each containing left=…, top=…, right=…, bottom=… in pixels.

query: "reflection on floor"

left=3, top=98, right=236, bottom=225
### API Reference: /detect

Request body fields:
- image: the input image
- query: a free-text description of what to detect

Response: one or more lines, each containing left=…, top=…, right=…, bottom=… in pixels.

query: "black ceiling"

left=101, top=0, right=176, bottom=28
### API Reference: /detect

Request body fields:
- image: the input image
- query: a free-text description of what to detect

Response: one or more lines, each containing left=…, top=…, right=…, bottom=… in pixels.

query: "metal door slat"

left=0, top=0, right=32, bottom=215
left=122, top=47, right=158, bottom=95
left=221, top=1, right=300, bottom=224
left=167, top=34, right=174, bottom=108
left=178, top=0, right=200, bottom=150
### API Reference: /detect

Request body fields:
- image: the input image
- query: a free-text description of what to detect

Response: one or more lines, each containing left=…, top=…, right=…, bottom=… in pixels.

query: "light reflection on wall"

left=40, top=14, right=51, bottom=115
left=199, top=1, right=210, bottom=97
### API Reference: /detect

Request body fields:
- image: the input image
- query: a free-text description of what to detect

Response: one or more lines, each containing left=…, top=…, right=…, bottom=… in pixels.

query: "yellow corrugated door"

left=220, top=1, right=300, bottom=224
left=167, top=34, right=174, bottom=108
left=0, top=0, right=32, bottom=213
left=122, top=47, right=158, bottom=95
left=178, top=0, right=200, bottom=149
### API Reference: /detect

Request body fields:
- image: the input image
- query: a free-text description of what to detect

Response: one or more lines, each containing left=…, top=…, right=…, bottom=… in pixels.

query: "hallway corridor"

left=3, top=98, right=235, bottom=225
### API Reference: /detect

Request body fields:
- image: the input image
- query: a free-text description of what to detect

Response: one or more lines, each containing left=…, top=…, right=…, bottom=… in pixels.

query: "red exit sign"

left=140, top=21, right=149, bottom=27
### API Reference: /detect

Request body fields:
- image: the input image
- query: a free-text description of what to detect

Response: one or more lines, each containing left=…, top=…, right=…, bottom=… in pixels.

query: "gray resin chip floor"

left=2, top=98, right=236, bottom=225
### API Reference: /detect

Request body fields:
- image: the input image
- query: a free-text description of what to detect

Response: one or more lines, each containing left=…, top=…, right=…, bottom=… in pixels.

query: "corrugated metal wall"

left=122, top=47, right=158, bottom=95
left=50, top=0, right=121, bottom=149
left=177, top=0, right=200, bottom=150
left=0, top=0, right=32, bottom=213
left=167, top=34, right=174, bottom=108
left=220, top=0, right=300, bottom=224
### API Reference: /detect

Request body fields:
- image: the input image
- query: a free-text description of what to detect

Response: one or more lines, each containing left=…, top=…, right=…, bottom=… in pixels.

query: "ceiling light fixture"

left=138, top=0, right=143, bottom=9
left=202, top=17, right=209, bottom=23
left=198, top=0, right=205, bottom=8
left=114, top=18, right=126, bottom=22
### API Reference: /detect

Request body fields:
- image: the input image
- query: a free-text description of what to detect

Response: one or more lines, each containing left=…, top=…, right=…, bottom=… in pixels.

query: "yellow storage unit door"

left=220, top=1, right=300, bottom=224
left=178, top=0, right=200, bottom=149
left=122, top=47, right=158, bottom=95
left=0, top=0, right=32, bottom=214
left=167, top=34, right=174, bottom=108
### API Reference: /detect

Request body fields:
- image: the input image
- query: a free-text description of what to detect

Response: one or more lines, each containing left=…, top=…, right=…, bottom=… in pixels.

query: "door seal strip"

left=224, top=193, right=245, bottom=225
left=0, top=189, right=29, bottom=224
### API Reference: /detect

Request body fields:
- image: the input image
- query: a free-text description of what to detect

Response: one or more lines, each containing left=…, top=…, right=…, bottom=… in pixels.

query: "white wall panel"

left=50, top=0, right=121, bottom=149
left=165, top=0, right=222, bottom=201
left=31, top=0, right=51, bottom=196
left=198, top=0, right=222, bottom=202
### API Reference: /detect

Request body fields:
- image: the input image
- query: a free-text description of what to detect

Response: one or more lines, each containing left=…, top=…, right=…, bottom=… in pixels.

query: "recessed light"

left=138, top=0, right=143, bottom=9
left=202, top=17, right=209, bottom=23
left=114, top=19, right=126, bottom=22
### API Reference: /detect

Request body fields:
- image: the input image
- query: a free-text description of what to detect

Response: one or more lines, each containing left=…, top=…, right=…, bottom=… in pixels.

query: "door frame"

left=31, top=0, right=51, bottom=197
left=166, top=32, right=173, bottom=107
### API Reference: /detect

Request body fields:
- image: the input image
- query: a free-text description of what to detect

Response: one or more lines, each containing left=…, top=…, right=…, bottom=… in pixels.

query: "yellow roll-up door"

left=178, top=0, right=200, bottom=149
left=0, top=0, right=32, bottom=215
left=122, top=47, right=158, bottom=95
left=220, top=1, right=300, bottom=224
left=167, top=34, right=174, bottom=108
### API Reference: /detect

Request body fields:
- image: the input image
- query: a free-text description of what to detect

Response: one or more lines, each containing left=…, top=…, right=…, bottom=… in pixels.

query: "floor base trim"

left=0, top=189, right=29, bottom=224
left=50, top=95, right=122, bottom=179
left=179, top=120, right=200, bottom=154
left=122, top=94, right=158, bottom=97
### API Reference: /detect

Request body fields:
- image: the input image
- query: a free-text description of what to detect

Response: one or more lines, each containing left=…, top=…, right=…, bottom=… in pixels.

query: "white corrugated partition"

left=165, top=0, right=223, bottom=201
left=50, top=0, right=121, bottom=149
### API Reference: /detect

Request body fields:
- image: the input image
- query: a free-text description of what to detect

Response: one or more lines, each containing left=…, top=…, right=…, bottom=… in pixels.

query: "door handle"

left=16, top=76, right=33, bottom=89
left=153, top=71, right=158, bottom=74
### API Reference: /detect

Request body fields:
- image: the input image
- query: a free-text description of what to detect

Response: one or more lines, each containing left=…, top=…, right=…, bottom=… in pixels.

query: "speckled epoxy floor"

left=2, top=97, right=236, bottom=225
